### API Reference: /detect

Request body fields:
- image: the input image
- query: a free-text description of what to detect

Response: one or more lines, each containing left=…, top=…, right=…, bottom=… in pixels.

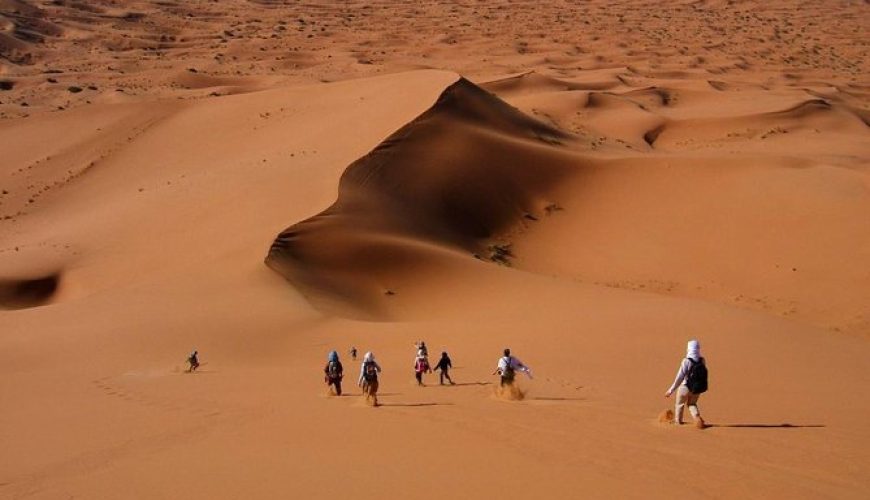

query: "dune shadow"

left=0, top=273, right=60, bottom=310
left=709, top=423, right=825, bottom=429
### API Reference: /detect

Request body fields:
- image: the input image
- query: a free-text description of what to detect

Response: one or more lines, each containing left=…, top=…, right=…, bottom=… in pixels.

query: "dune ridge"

left=266, top=77, right=581, bottom=315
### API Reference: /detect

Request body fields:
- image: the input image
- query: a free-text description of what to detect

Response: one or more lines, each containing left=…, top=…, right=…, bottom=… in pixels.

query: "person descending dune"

left=358, top=351, right=382, bottom=406
left=324, top=350, right=344, bottom=396
left=665, top=339, right=709, bottom=429
left=414, top=352, right=431, bottom=386
left=187, top=350, right=200, bottom=372
left=415, top=341, right=428, bottom=358
left=433, top=351, right=455, bottom=385
left=494, top=348, right=532, bottom=386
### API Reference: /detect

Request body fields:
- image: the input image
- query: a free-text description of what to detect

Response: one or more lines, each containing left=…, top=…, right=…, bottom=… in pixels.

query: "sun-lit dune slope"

left=266, top=77, right=583, bottom=315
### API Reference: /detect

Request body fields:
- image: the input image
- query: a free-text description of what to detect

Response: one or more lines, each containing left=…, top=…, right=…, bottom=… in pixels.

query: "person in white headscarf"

left=358, top=351, right=382, bottom=406
left=664, top=339, right=707, bottom=428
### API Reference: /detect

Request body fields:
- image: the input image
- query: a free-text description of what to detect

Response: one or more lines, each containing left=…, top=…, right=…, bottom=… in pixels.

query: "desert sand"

left=1, top=1, right=869, bottom=498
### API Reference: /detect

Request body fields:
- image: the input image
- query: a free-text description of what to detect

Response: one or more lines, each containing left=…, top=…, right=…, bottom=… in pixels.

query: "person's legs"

left=370, top=380, right=379, bottom=406
left=335, top=379, right=342, bottom=396
left=439, top=371, right=445, bottom=385
left=415, top=372, right=423, bottom=385
left=687, top=393, right=705, bottom=428
left=675, top=386, right=690, bottom=424
left=445, top=369, right=454, bottom=384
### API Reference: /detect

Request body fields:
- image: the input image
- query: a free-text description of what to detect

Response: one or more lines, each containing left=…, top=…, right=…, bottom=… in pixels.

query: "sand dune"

left=1, top=1, right=869, bottom=499
left=266, top=77, right=578, bottom=316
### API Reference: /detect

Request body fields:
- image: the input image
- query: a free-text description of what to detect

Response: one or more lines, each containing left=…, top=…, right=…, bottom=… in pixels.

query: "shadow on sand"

left=378, top=402, right=453, bottom=408
left=442, top=381, right=491, bottom=387
left=528, top=396, right=586, bottom=402
left=709, top=423, right=825, bottom=429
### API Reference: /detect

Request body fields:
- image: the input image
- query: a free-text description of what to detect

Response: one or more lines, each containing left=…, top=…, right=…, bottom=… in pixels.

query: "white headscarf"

left=686, top=340, right=701, bottom=361
left=363, top=351, right=374, bottom=363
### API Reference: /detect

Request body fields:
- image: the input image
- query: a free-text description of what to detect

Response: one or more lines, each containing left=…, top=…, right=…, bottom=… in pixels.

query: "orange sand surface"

left=1, top=1, right=869, bottom=498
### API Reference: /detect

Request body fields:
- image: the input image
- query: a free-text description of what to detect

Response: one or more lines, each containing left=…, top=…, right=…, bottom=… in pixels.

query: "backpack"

left=501, top=356, right=515, bottom=381
left=363, top=361, right=378, bottom=382
left=327, top=361, right=341, bottom=379
left=685, top=358, right=708, bottom=394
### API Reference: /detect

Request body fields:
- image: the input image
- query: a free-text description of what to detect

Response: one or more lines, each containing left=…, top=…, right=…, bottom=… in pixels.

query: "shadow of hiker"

left=709, top=423, right=825, bottom=429
left=528, top=396, right=586, bottom=402
left=378, top=402, right=453, bottom=407
left=444, top=381, right=491, bottom=387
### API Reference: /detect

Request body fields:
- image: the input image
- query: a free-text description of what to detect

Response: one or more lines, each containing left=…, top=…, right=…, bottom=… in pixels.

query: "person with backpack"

left=415, top=341, right=428, bottom=359
left=187, top=350, right=200, bottom=372
left=664, top=339, right=708, bottom=429
left=324, top=350, right=344, bottom=396
left=493, top=348, right=532, bottom=386
left=433, top=351, right=455, bottom=385
left=358, top=351, right=382, bottom=406
left=413, top=353, right=431, bottom=386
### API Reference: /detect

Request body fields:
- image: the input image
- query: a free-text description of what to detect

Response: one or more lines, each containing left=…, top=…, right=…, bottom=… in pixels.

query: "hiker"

left=433, top=351, right=455, bottom=385
left=415, top=341, right=428, bottom=359
left=414, top=354, right=431, bottom=386
left=664, top=339, right=708, bottom=429
left=358, top=351, right=382, bottom=406
left=493, top=348, right=532, bottom=386
left=350, top=346, right=358, bottom=361
left=324, top=350, right=344, bottom=396
left=187, top=350, right=199, bottom=372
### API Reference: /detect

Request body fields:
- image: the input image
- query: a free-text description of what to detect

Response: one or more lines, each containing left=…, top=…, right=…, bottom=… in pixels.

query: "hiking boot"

left=695, top=418, right=707, bottom=429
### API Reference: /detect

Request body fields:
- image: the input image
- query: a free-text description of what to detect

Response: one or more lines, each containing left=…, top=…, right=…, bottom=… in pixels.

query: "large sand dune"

left=1, top=1, right=869, bottom=499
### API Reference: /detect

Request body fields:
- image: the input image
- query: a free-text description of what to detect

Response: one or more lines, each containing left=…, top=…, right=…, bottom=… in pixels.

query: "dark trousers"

left=439, top=369, right=453, bottom=384
left=328, top=377, right=342, bottom=395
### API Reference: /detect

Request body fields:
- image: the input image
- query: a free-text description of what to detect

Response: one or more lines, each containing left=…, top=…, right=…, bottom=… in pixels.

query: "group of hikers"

left=189, top=339, right=709, bottom=426
left=322, top=341, right=459, bottom=406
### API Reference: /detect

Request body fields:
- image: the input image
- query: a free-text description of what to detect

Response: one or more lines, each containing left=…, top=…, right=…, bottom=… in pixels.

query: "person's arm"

left=665, top=360, right=688, bottom=396
left=513, top=358, right=533, bottom=378
left=358, top=364, right=366, bottom=386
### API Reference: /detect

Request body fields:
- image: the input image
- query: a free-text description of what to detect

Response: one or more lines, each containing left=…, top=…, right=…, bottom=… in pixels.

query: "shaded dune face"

left=0, top=273, right=59, bottom=309
left=266, top=78, right=579, bottom=314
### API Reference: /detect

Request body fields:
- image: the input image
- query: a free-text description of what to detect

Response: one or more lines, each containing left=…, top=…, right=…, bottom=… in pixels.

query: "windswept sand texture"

left=1, top=1, right=869, bottom=499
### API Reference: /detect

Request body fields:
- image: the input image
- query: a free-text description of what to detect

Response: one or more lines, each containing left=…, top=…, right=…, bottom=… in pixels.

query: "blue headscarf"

left=328, top=350, right=339, bottom=362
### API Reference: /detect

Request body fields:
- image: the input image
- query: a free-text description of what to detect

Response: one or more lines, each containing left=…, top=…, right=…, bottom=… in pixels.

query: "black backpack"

left=327, top=361, right=342, bottom=379
left=501, top=356, right=516, bottom=381
left=685, top=357, right=708, bottom=394
left=363, top=361, right=378, bottom=382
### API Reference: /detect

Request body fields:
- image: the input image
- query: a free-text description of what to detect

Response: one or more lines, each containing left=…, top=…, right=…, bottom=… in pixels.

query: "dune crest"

left=266, top=77, right=579, bottom=316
